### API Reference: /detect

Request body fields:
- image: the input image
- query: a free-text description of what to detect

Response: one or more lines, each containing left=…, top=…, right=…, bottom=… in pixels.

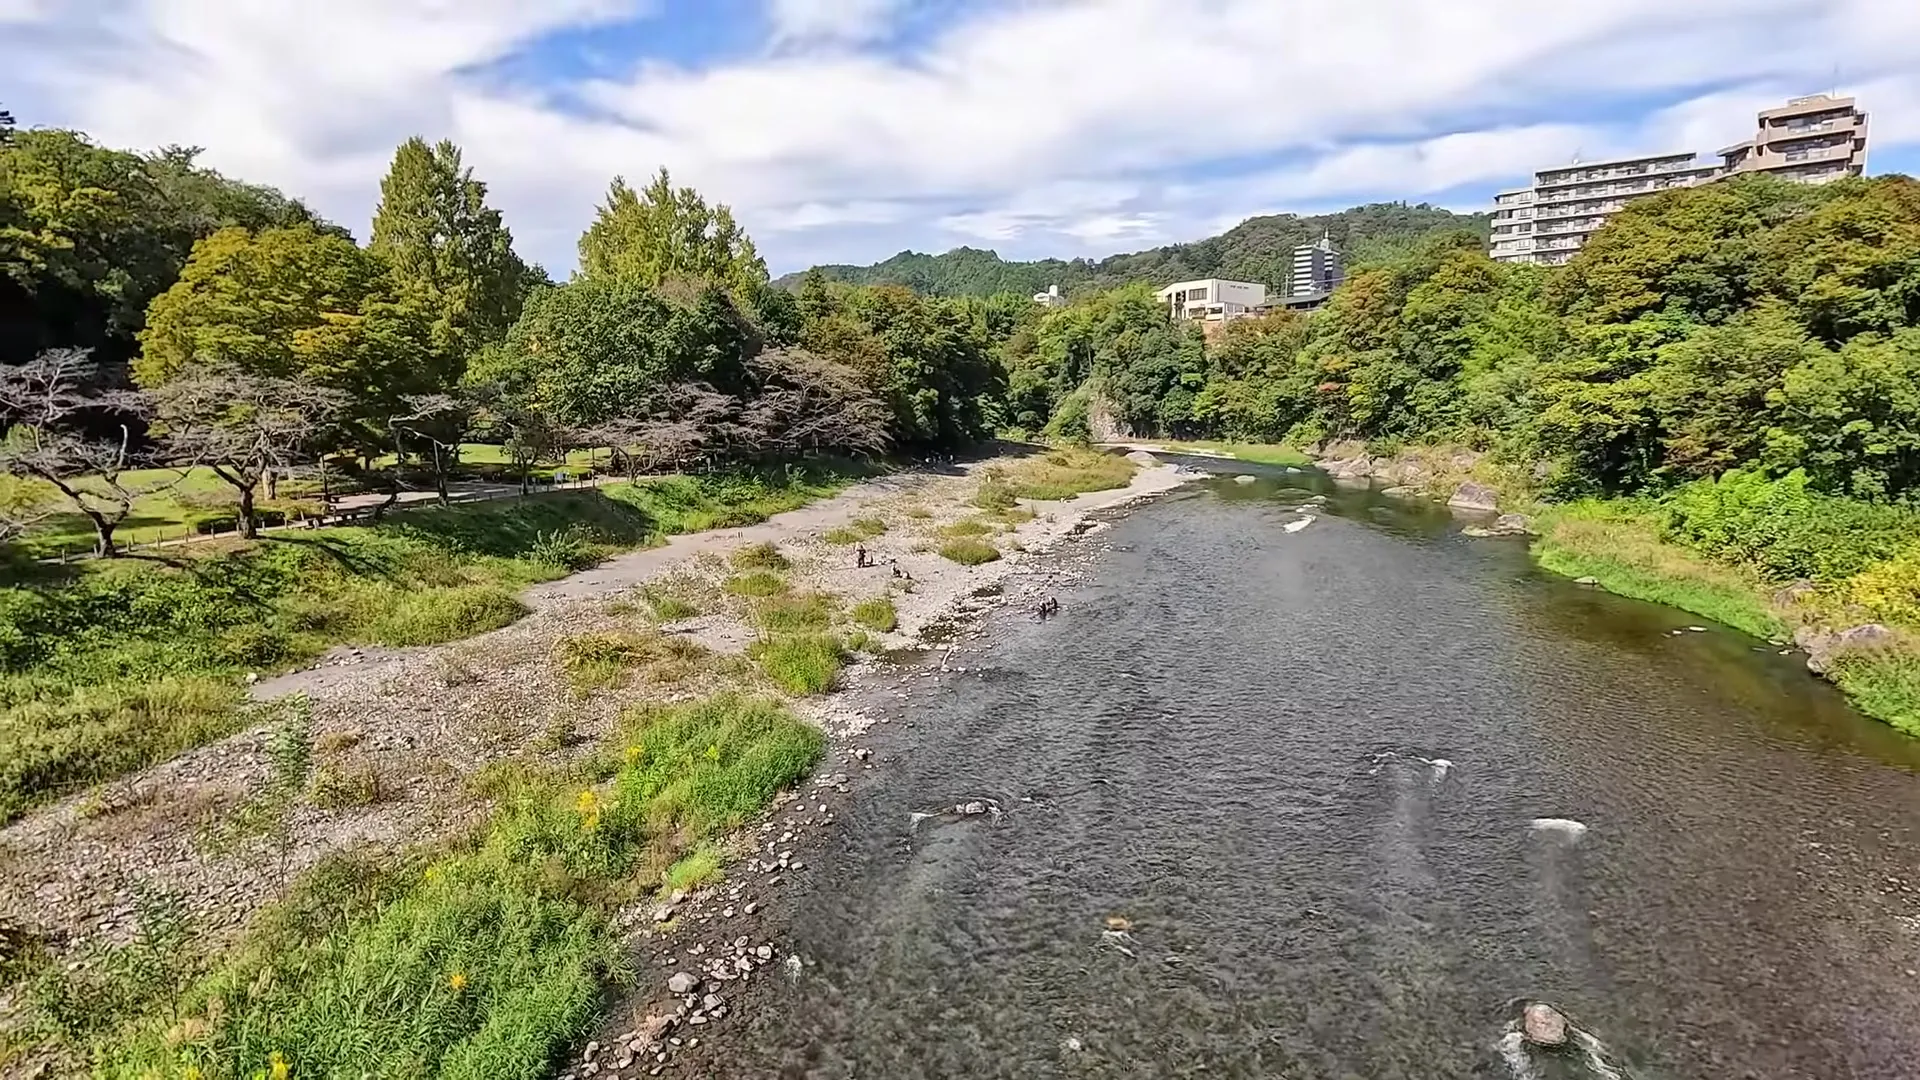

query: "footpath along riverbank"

left=0, top=446, right=1199, bottom=1077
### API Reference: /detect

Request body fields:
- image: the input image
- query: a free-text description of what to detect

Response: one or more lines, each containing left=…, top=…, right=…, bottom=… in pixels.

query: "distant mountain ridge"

left=776, top=202, right=1491, bottom=298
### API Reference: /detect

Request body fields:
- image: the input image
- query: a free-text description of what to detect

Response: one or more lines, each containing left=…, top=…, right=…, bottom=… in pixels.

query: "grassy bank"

left=15, top=693, right=821, bottom=1079
left=1530, top=471, right=1920, bottom=737
left=0, top=464, right=867, bottom=824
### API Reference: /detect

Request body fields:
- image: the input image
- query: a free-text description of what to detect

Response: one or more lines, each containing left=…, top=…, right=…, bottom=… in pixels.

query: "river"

left=679, top=459, right=1920, bottom=1079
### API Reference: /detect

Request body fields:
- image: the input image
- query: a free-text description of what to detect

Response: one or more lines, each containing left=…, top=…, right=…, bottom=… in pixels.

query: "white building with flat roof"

left=1490, top=151, right=1719, bottom=266
left=1156, top=278, right=1266, bottom=321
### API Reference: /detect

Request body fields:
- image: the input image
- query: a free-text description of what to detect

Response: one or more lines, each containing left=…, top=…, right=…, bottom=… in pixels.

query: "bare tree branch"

left=0, top=349, right=172, bottom=557
left=153, top=371, right=348, bottom=539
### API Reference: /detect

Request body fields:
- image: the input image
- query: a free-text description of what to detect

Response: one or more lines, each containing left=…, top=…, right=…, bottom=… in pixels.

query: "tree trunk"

left=92, top=514, right=118, bottom=558
left=237, top=484, right=258, bottom=540
left=434, top=446, right=450, bottom=506
left=265, top=469, right=279, bottom=500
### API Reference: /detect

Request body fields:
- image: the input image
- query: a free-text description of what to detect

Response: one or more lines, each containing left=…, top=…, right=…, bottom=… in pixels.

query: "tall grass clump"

left=747, top=634, right=844, bottom=694
left=755, top=592, right=839, bottom=634
left=849, top=597, right=898, bottom=633
left=724, top=571, right=788, bottom=598
left=938, top=538, right=1001, bottom=566
left=555, top=632, right=711, bottom=693
left=70, top=693, right=820, bottom=1078
left=822, top=517, right=887, bottom=545
left=729, top=542, right=789, bottom=572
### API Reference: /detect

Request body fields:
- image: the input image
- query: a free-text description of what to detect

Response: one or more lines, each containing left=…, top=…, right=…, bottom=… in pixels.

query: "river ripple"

left=686, top=462, right=1920, bottom=1080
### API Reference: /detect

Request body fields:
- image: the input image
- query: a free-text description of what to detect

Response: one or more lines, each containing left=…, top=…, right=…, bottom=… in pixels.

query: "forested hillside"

left=777, top=202, right=1489, bottom=297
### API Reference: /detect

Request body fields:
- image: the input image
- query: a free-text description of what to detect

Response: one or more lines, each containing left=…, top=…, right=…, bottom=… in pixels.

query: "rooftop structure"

left=1718, top=94, right=1868, bottom=184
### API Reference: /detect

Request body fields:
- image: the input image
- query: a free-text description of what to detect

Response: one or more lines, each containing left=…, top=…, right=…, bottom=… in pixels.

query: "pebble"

left=667, top=972, right=699, bottom=994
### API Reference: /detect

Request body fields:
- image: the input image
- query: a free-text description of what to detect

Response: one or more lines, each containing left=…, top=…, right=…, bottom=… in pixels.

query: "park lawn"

left=9, top=445, right=607, bottom=557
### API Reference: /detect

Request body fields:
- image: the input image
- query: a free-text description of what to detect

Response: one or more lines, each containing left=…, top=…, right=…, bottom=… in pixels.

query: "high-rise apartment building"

left=1489, top=95, right=1872, bottom=266
left=1289, top=232, right=1344, bottom=297
left=1490, top=152, right=1719, bottom=266
left=1717, top=94, right=1868, bottom=184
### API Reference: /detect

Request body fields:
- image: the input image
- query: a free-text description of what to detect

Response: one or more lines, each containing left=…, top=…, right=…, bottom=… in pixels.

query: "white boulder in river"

left=1529, top=817, right=1588, bottom=840
left=1522, top=1002, right=1570, bottom=1047
left=1233, top=474, right=1257, bottom=484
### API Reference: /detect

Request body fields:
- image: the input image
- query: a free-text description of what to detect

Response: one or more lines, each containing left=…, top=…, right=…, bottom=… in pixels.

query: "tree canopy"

left=578, top=168, right=768, bottom=295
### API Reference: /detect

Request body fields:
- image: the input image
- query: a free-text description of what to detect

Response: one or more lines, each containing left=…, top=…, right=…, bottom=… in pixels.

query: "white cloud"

left=766, top=0, right=901, bottom=44
left=2, top=0, right=1916, bottom=273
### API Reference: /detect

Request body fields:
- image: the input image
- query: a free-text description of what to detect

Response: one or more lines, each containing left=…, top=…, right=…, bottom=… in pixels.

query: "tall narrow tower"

left=1290, top=231, right=1343, bottom=298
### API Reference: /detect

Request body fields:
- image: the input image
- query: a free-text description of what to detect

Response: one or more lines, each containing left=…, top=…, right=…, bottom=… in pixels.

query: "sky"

left=3, top=0, right=1918, bottom=277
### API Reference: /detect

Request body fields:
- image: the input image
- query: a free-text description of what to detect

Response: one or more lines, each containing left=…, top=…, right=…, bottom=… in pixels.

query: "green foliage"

left=755, top=592, right=838, bottom=634
left=578, top=168, right=768, bottom=295
left=848, top=597, right=898, bottom=633
left=822, top=517, right=887, bottom=545
left=747, top=634, right=844, bottom=695
left=992, top=447, right=1136, bottom=500
left=371, top=585, right=528, bottom=647
left=85, top=693, right=819, bottom=1078
left=724, top=572, right=787, bottom=598
left=778, top=203, right=1487, bottom=298
left=940, top=519, right=994, bottom=537
left=938, top=538, right=1001, bottom=566
left=1763, top=329, right=1920, bottom=499
left=729, top=542, right=789, bottom=571
left=369, top=137, right=530, bottom=371
left=1660, top=469, right=1919, bottom=583
left=135, top=224, right=436, bottom=419
left=470, top=275, right=754, bottom=426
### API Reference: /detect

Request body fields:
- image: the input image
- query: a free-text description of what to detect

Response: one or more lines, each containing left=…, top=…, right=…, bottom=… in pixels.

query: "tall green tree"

left=577, top=168, right=767, bottom=294
left=136, top=226, right=434, bottom=441
left=369, top=137, right=528, bottom=378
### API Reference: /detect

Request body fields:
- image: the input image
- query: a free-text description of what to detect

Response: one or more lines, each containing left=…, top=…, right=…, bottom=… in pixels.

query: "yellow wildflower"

left=448, top=971, right=469, bottom=992
left=575, top=789, right=603, bottom=831
left=625, top=745, right=641, bottom=764
left=269, top=1051, right=290, bottom=1080
left=183, top=1068, right=204, bottom=1080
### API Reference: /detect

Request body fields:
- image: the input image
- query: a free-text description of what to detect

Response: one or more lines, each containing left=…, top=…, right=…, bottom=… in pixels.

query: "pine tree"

left=369, top=137, right=527, bottom=380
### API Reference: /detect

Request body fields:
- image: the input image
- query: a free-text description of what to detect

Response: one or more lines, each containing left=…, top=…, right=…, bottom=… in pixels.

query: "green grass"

left=939, top=518, right=995, bottom=538
left=47, top=693, right=821, bottom=1078
left=0, top=466, right=864, bottom=825
left=849, top=597, right=898, bottom=633
left=554, top=631, right=713, bottom=693
left=755, top=592, right=839, bottom=633
left=724, top=571, right=788, bottom=598
left=1533, top=503, right=1787, bottom=640
left=661, top=843, right=724, bottom=894
left=729, top=541, right=789, bottom=572
left=938, top=538, right=1002, bottom=566
left=1151, top=440, right=1311, bottom=467
left=636, top=589, right=699, bottom=621
left=747, top=634, right=845, bottom=694
left=1828, top=654, right=1920, bottom=737
left=822, top=517, right=888, bottom=545
left=975, top=447, right=1136, bottom=509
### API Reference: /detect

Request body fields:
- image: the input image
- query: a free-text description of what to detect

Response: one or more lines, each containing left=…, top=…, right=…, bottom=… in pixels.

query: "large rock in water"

left=1447, top=481, right=1499, bottom=512
left=1794, top=623, right=1900, bottom=675
left=1522, top=1003, right=1569, bottom=1047
left=1124, top=449, right=1160, bottom=466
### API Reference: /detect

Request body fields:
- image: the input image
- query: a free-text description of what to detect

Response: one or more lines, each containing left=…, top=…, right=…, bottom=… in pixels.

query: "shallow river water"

left=692, top=461, right=1920, bottom=1079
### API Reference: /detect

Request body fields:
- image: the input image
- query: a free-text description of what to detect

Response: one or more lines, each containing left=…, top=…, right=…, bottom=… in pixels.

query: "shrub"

left=526, top=527, right=601, bottom=571
left=729, top=542, right=789, bottom=571
left=938, top=538, right=1001, bottom=566
left=823, top=517, right=888, bottom=545
left=724, top=571, right=787, bottom=598
left=849, top=597, right=898, bottom=633
left=1846, top=545, right=1920, bottom=628
left=310, top=761, right=383, bottom=809
left=748, top=634, right=844, bottom=694
left=1662, top=469, right=1919, bottom=582
left=370, top=585, right=528, bottom=647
